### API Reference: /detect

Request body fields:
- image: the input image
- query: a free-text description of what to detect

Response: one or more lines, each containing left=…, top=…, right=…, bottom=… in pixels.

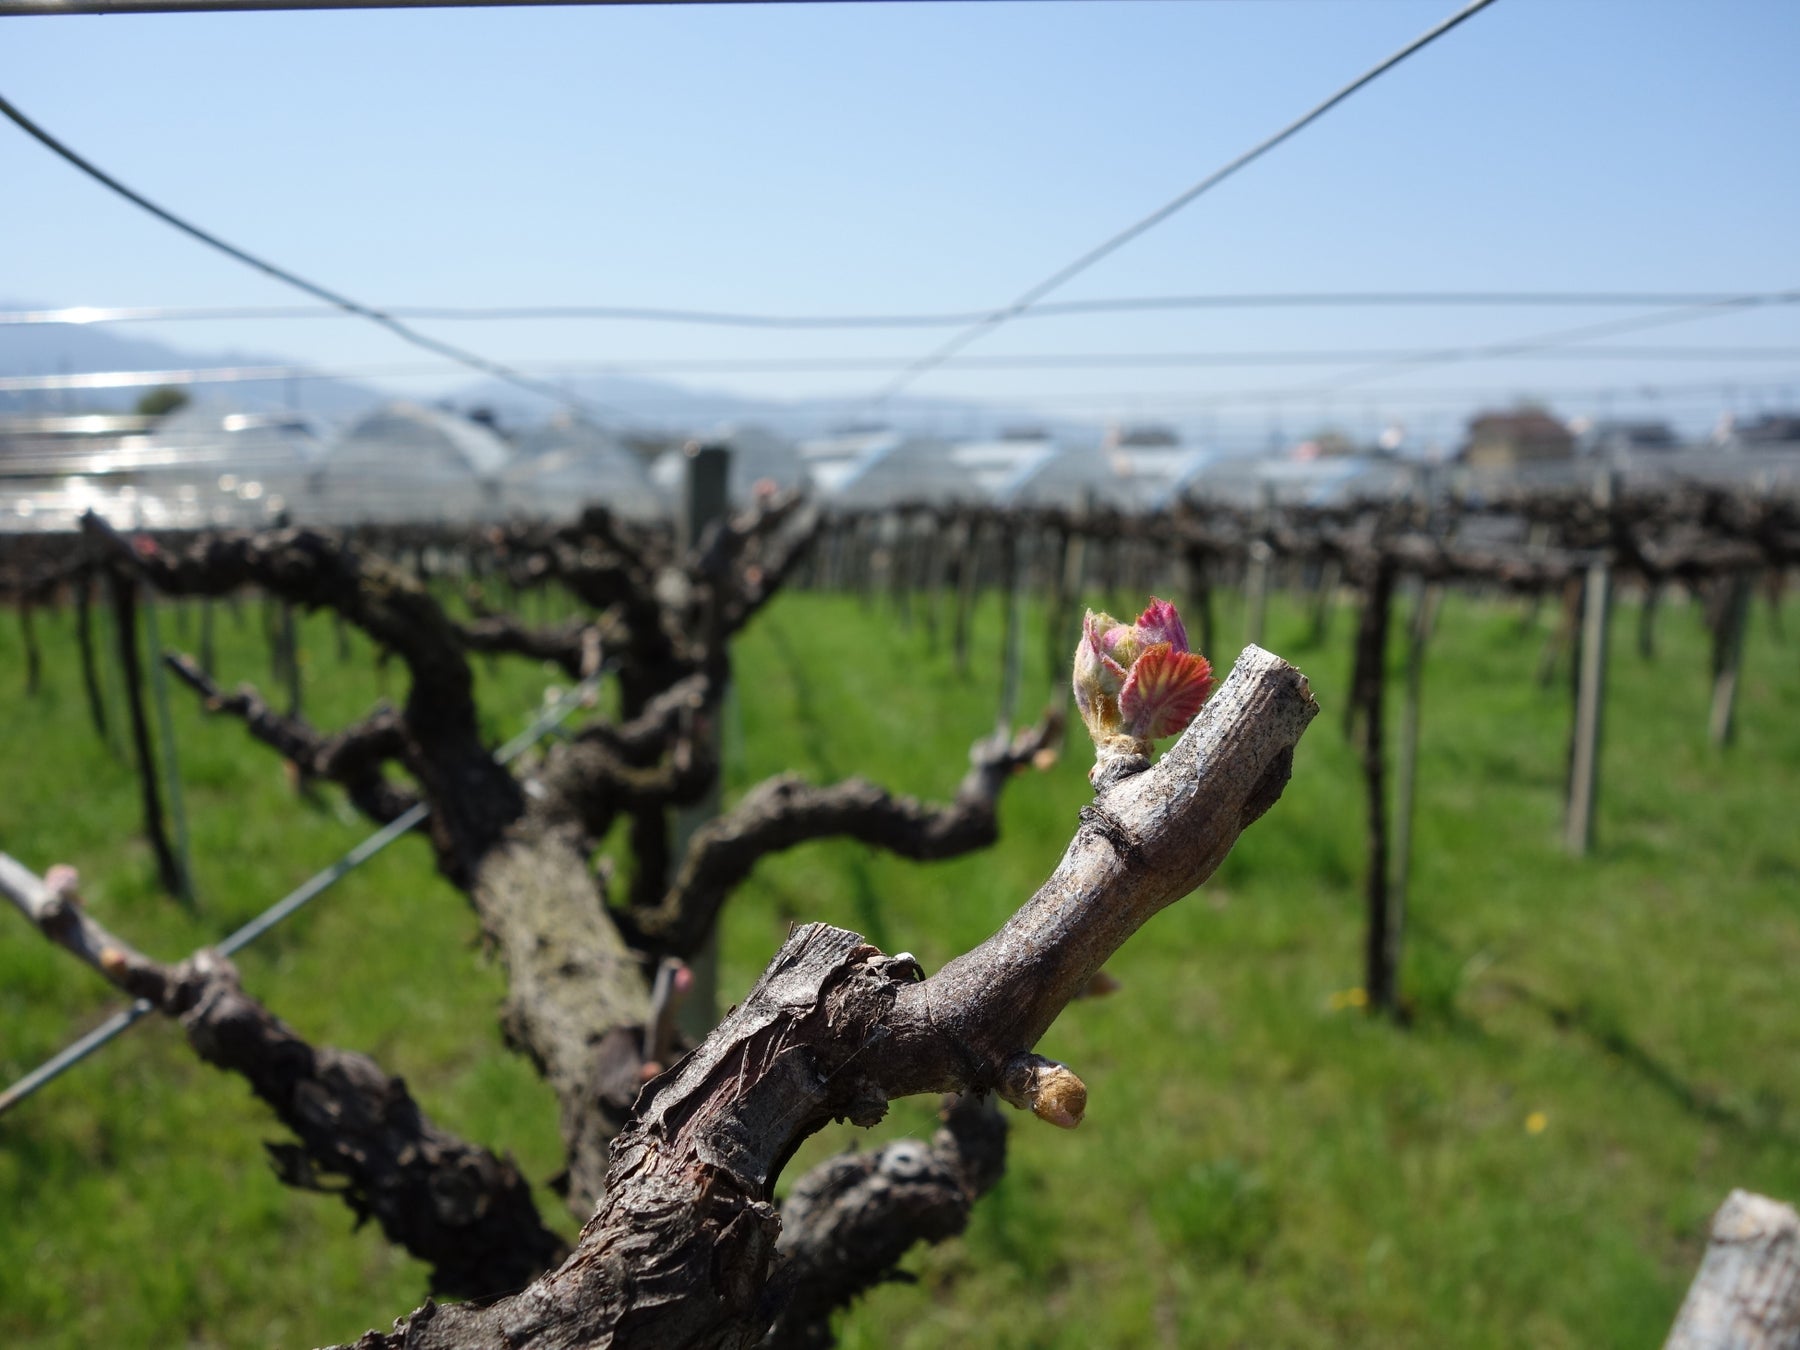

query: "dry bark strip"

left=335, top=643, right=1317, bottom=1350
left=0, top=855, right=565, bottom=1300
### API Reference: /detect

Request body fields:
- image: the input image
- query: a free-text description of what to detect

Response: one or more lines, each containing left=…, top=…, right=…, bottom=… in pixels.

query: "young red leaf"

left=1118, top=643, right=1214, bottom=740
left=1134, top=597, right=1190, bottom=653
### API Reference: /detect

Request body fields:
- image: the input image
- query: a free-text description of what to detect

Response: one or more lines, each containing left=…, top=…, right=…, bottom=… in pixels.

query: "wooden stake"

left=856, top=516, right=878, bottom=612
left=1188, top=550, right=1217, bottom=660
left=1564, top=471, right=1615, bottom=857
left=921, top=514, right=946, bottom=643
left=1387, top=578, right=1441, bottom=998
left=74, top=570, right=113, bottom=750
left=1309, top=556, right=1342, bottom=648
left=673, top=443, right=731, bottom=1044
left=1355, top=559, right=1399, bottom=1016
left=997, top=527, right=1025, bottom=731
left=1045, top=526, right=1079, bottom=683
left=1708, top=572, right=1754, bottom=749
left=952, top=519, right=981, bottom=677
left=1638, top=581, right=1660, bottom=661
left=107, top=567, right=185, bottom=899
left=891, top=513, right=913, bottom=629
left=280, top=603, right=303, bottom=718
left=141, top=590, right=196, bottom=908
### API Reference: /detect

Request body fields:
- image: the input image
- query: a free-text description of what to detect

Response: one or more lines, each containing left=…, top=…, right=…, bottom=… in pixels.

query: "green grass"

left=3, top=577, right=1798, bottom=1348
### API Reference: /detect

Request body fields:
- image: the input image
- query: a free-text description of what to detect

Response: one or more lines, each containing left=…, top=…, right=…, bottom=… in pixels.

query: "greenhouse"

left=505, top=417, right=665, bottom=521
left=309, top=402, right=512, bottom=524
left=798, top=428, right=979, bottom=508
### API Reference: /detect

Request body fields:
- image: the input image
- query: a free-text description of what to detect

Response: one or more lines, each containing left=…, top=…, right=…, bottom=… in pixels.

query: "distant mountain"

left=0, top=301, right=1103, bottom=443
left=0, top=304, right=389, bottom=420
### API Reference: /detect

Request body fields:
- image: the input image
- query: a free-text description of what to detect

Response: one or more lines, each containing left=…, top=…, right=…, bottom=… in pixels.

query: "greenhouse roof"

left=328, top=402, right=512, bottom=478
left=506, top=418, right=664, bottom=520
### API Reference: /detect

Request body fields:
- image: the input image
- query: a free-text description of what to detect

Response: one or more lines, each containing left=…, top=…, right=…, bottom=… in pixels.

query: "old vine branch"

left=760, top=1093, right=1008, bottom=1350
left=0, top=854, right=565, bottom=1298
left=81, top=514, right=478, bottom=737
left=456, top=614, right=606, bottom=681
left=573, top=672, right=710, bottom=764
left=623, top=713, right=1062, bottom=960
left=713, top=497, right=821, bottom=639
left=535, top=722, right=719, bottom=841
left=163, top=652, right=420, bottom=824
left=85, top=516, right=528, bottom=883
left=336, top=644, right=1315, bottom=1350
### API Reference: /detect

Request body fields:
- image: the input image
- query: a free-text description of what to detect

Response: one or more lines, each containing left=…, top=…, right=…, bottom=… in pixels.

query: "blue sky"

left=3, top=0, right=1798, bottom=445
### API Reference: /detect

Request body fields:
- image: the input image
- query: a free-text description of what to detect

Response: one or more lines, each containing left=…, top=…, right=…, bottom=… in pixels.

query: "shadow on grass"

left=1407, top=921, right=1792, bottom=1147
left=1503, top=978, right=1788, bottom=1141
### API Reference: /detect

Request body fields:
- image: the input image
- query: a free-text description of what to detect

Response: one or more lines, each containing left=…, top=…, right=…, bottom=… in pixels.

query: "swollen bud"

left=998, top=1052, right=1089, bottom=1130
left=1071, top=598, right=1213, bottom=778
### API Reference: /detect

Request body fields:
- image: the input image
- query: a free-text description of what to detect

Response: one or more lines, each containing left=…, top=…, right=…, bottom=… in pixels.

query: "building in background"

left=1460, top=408, right=1574, bottom=470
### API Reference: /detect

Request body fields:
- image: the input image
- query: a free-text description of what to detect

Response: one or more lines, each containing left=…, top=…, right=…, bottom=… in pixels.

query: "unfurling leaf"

left=1132, top=597, right=1189, bottom=653
left=1119, top=643, right=1214, bottom=740
left=1071, top=597, right=1214, bottom=760
left=1072, top=610, right=1128, bottom=735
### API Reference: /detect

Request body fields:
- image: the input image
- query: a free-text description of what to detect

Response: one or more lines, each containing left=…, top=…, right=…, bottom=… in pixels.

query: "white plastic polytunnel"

left=312, top=402, right=513, bottom=524
left=506, top=417, right=666, bottom=521
left=947, top=435, right=1062, bottom=504
left=798, top=428, right=979, bottom=509
left=648, top=423, right=807, bottom=507
left=949, top=435, right=1148, bottom=510
left=1107, top=445, right=1222, bottom=511
left=0, top=403, right=325, bottom=533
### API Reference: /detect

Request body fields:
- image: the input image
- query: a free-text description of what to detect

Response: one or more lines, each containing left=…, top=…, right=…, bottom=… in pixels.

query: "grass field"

left=2, top=576, right=1797, bottom=1348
